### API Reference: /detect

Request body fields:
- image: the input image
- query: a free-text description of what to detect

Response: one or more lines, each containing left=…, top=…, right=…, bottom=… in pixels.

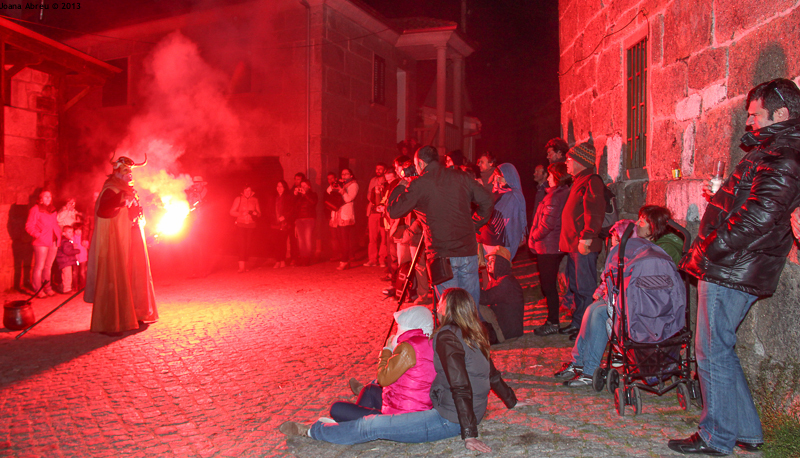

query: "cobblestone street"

left=1, top=252, right=733, bottom=457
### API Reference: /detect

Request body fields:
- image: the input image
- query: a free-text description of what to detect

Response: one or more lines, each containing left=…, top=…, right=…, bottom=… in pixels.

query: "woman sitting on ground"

left=479, top=246, right=524, bottom=344
left=279, top=288, right=518, bottom=453
left=330, top=306, right=436, bottom=422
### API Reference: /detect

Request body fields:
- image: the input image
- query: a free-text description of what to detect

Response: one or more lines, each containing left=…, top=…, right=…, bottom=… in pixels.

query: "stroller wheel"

left=614, top=386, right=627, bottom=416
left=677, top=382, right=690, bottom=411
left=689, top=378, right=703, bottom=409
left=607, top=369, right=620, bottom=395
left=631, top=387, right=642, bottom=416
left=592, top=367, right=607, bottom=392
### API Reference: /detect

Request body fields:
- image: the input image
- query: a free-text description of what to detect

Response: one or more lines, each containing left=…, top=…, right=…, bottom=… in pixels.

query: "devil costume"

left=85, top=157, right=158, bottom=333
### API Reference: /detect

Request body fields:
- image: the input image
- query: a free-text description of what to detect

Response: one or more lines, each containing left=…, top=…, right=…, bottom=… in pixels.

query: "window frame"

left=624, top=34, right=648, bottom=172
left=372, top=54, right=386, bottom=106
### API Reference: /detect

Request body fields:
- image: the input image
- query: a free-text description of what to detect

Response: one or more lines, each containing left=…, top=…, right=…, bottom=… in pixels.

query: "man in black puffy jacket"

left=669, top=79, right=800, bottom=456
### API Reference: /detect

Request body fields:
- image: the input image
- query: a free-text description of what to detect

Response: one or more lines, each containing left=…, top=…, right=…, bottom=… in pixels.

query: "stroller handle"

left=667, top=219, right=692, bottom=255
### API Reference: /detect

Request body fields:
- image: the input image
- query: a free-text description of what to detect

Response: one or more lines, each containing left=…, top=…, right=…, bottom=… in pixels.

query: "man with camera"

left=387, top=145, right=493, bottom=307
left=365, top=163, right=388, bottom=267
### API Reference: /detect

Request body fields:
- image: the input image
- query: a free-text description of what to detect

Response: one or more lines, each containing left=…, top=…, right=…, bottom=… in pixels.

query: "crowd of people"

left=25, top=190, right=90, bottom=298
left=18, top=77, right=800, bottom=454
left=275, top=78, right=800, bottom=455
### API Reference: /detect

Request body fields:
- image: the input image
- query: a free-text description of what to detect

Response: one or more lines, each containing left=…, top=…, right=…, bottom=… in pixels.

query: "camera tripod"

left=383, top=236, right=439, bottom=344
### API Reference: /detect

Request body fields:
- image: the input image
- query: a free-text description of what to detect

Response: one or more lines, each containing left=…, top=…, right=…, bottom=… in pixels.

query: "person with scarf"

left=478, top=163, right=527, bottom=260
left=329, top=306, right=436, bottom=422
left=26, top=190, right=60, bottom=297
left=85, top=156, right=158, bottom=335
left=328, top=168, right=359, bottom=270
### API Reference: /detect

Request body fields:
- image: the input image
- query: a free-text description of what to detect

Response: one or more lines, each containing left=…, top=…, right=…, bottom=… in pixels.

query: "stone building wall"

left=317, top=4, right=411, bottom=182
left=559, top=0, right=800, bottom=395
left=0, top=68, right=59, bottom=292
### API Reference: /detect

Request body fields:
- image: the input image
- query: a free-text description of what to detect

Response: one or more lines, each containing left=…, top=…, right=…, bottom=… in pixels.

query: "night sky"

left=3, top=0, right=560, bottom=188
left=360, top=0, right=560, bottom=187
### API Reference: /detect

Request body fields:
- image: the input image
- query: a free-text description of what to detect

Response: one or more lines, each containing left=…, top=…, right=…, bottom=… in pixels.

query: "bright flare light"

left=156, top=196, right=191, bottom=236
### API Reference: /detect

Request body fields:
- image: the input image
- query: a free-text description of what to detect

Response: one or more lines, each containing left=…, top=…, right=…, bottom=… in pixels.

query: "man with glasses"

left=669, top=78, right=800, bottom=456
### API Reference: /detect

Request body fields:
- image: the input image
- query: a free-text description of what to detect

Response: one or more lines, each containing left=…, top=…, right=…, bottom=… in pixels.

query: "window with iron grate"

left=626, top=38, right=647, bottom=170
left=373, top=54, right=386, bottom=106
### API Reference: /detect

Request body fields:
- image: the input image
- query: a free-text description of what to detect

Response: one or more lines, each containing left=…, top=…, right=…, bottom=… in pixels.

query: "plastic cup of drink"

left=710, top=160, right=725, bottom=193
left=710, top=177, right=723, bottom=193
left=713, top=160, right=725, bottom=178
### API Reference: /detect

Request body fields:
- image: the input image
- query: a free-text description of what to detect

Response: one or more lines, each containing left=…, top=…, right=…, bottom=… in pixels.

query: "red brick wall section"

left=1, top=69, right=59, bottom=292
left=559, top=0, right=800, bottom=382
left=320, top=5, right=400, bottom=183
left=559, top=0, right=799, bottom=222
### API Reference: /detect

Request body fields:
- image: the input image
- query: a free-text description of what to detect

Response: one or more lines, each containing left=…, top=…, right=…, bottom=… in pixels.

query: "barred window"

left=626, top=38, right=647, bottom=170
left=373, top=55, right=386, bottom=105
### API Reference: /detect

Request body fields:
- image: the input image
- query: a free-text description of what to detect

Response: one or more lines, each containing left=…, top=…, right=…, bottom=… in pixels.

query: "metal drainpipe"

left=300, top=0, right=311, bottom=178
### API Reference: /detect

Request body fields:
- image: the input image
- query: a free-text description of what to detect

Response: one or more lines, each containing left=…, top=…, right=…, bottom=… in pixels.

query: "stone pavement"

left=0, top=251, right=742, bottom=457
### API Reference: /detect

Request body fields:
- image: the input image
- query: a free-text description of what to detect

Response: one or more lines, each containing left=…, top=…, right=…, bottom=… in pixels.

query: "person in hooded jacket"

left=328, top=306, right=436, bottom=422
left=478, top=163, right=527, bottom=260
left=478, top=246, right=524, bottom=344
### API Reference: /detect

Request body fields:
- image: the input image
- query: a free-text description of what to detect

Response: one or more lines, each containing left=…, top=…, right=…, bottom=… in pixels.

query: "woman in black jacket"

left=279, top=288, right=517, bottom=453
left=529, top=162, right=572, bottom=336
left=272, top=180, right=294, bottom=268
left=293, top=179, right=318, bottom=266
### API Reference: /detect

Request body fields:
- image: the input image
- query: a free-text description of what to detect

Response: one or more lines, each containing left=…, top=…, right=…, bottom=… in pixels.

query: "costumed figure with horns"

left=84, top=154, right=158, bottom=335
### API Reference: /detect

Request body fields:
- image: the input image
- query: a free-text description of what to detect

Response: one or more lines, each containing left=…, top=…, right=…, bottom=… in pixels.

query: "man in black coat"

left=387, top=146, right=493, bottom=308
left=669, top=79, right=800, bottom=456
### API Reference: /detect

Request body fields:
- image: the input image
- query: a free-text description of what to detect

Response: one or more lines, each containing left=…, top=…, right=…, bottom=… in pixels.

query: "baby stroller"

left=592, top=221, right=701, bottom=416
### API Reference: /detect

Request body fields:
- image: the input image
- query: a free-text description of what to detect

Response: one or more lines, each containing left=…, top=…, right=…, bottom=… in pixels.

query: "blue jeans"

left=32, top=245, right=57, bottom=293
left=367, top=213, right=387, bottom=264
left=433, top=255, right=480, bottom=311
left=330, top=383, right=382, bottom=422
left=295, top=218, right=315, bottom=260
left=695, top=281, right=762, bottom=454
left=571, top=299, right=609, bottom=375
left=310, top=408, right=460, bottom=445
left=566, top=252, right=599, bottom=329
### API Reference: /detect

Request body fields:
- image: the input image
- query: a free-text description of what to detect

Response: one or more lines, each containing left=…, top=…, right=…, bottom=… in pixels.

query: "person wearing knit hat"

left=557, top=139, right=606, bottom=353
left=479, top=244, right=524, bottom=344
left=566, top=141, right=596, bottom=170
